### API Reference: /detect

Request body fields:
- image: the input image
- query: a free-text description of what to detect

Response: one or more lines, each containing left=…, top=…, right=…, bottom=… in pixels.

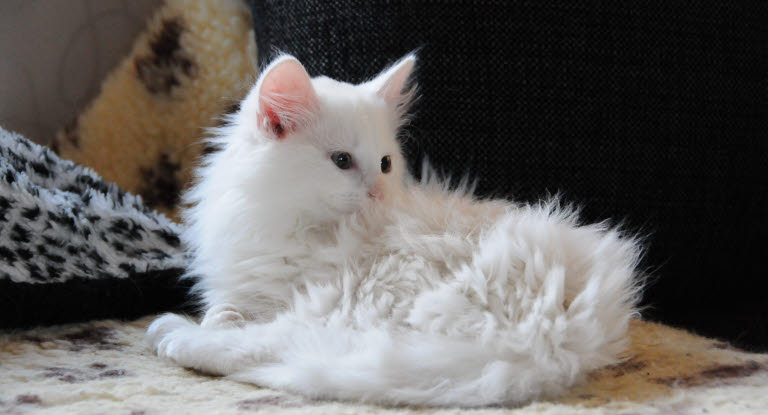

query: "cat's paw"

left=200, top=304, right=246, bottom=329
left=146, top=313, right=194, bottom=355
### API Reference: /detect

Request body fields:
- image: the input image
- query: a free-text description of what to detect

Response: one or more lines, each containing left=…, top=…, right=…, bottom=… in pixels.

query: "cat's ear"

left=369, top=54, right=417, bottom=122
left=254, top=55, right=318, bottom=138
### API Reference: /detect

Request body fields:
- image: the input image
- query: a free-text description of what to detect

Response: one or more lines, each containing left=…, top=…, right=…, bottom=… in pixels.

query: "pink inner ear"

left=376, top=56, right=416, bottom=109
left=258, top=58, right=318, bottom=138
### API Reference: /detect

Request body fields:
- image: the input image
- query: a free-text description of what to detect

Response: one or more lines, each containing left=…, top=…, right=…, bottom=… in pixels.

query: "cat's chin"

left=296, top=203, right=362, bottom=227
left=320, top=199, right=382, bottom=223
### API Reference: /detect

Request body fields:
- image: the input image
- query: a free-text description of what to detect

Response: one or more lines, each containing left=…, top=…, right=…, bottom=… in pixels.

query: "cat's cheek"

left=318, top=194, right=357, bottom=219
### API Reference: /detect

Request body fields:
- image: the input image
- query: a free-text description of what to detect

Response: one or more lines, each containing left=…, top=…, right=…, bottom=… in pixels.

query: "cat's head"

left=229, top=54, right=417, bottom=224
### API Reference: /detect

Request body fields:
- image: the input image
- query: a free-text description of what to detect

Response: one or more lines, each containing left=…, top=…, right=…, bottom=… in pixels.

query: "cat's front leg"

left=200, top=303, right=246, bottom=329
left=147, top=313, right=255, bottom=376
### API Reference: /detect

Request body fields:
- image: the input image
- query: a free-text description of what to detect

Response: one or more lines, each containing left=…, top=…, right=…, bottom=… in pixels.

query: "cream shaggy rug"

left=2, top=317, right=767, bottom=414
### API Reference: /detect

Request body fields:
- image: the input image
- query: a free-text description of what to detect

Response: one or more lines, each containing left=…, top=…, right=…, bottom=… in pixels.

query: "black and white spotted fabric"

left=0, top=127, right=192, bottom=329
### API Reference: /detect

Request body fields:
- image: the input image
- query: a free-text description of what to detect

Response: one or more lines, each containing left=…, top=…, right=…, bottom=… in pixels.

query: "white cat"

left=147, top=54, right=642, bottom=407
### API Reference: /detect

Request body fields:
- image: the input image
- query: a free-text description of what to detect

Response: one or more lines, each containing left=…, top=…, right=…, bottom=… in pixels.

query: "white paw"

left=200, top=304, right=246, bottom=329
left=146, top=313, right=194, bottom=357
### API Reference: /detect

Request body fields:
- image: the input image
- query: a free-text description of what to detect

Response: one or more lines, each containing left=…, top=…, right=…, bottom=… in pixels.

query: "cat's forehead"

left=310, top=76, right=396, bottom=147
left=311, top=76, right=381, bottom=107
left=311, top=75, right=358, bottom=92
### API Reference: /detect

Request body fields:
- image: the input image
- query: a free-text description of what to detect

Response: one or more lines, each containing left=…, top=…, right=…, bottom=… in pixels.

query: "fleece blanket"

left=2, top=317, right=767, bottom=414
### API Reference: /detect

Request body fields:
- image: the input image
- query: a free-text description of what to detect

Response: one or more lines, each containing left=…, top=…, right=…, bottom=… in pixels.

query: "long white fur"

left=147, top=54, right=643, bottom=407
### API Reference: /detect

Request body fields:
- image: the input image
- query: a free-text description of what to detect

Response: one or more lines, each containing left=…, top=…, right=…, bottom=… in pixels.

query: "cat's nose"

left=367, top=177, right=384, bottom=200
left=367, top=187, right=381, bottom=200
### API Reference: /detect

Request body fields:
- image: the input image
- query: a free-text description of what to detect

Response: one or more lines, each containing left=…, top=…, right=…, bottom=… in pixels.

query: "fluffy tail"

left=149, top=202, right=642, bottom=407
left=152, top=266, right=637, bottom=407
left=228, top=322, right=580, bottom=406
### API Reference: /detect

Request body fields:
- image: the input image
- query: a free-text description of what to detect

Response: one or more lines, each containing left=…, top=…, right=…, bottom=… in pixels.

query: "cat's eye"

left=331, top=151, right=353, bottom=170
left=381, top=155, right=392, bottom=174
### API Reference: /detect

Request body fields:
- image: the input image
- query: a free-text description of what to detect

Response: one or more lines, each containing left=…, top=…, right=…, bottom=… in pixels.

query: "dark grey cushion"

left=250, top=1, right=768, bottom=349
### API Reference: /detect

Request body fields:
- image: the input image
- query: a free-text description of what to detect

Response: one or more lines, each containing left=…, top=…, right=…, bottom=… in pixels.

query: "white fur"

left=147, top=54, right=643, bottom=407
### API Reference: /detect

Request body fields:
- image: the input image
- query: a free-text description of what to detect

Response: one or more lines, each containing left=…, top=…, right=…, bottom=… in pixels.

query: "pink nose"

left=367, top=186, right=382, bottom=200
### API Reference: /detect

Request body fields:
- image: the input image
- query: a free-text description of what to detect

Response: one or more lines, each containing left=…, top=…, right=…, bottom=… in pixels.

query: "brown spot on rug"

left=139, top=153, right=181, bottom=210
left=134, top=17, right=196, bottom=94
left=15, top=394, right=42, bottom=405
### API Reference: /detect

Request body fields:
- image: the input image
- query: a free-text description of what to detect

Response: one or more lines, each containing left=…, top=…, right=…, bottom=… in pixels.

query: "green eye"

left=331, top=151, right=353, bottom=169
left=381, top=155, right=391, bottom=173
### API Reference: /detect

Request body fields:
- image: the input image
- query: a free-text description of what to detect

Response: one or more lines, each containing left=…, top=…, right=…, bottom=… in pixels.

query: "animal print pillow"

left=0, top=127, right=191, bottom=329
left=50, top=0, right=258, bottom=220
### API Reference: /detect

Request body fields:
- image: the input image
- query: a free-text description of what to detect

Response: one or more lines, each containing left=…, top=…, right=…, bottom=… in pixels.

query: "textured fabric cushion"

left=251, top=1, right=768, bottom=349
left=50, top=0, right=258, bottom=220
left=0, top=1, right=161, bottom=144
left=0, top=127, right=191, bottom=329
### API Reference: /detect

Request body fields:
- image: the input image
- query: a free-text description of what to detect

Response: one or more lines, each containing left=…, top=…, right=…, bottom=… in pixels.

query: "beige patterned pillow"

left=51, top=0, right=258, bottom=220
left=0, top=0, right=161, bottom=144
